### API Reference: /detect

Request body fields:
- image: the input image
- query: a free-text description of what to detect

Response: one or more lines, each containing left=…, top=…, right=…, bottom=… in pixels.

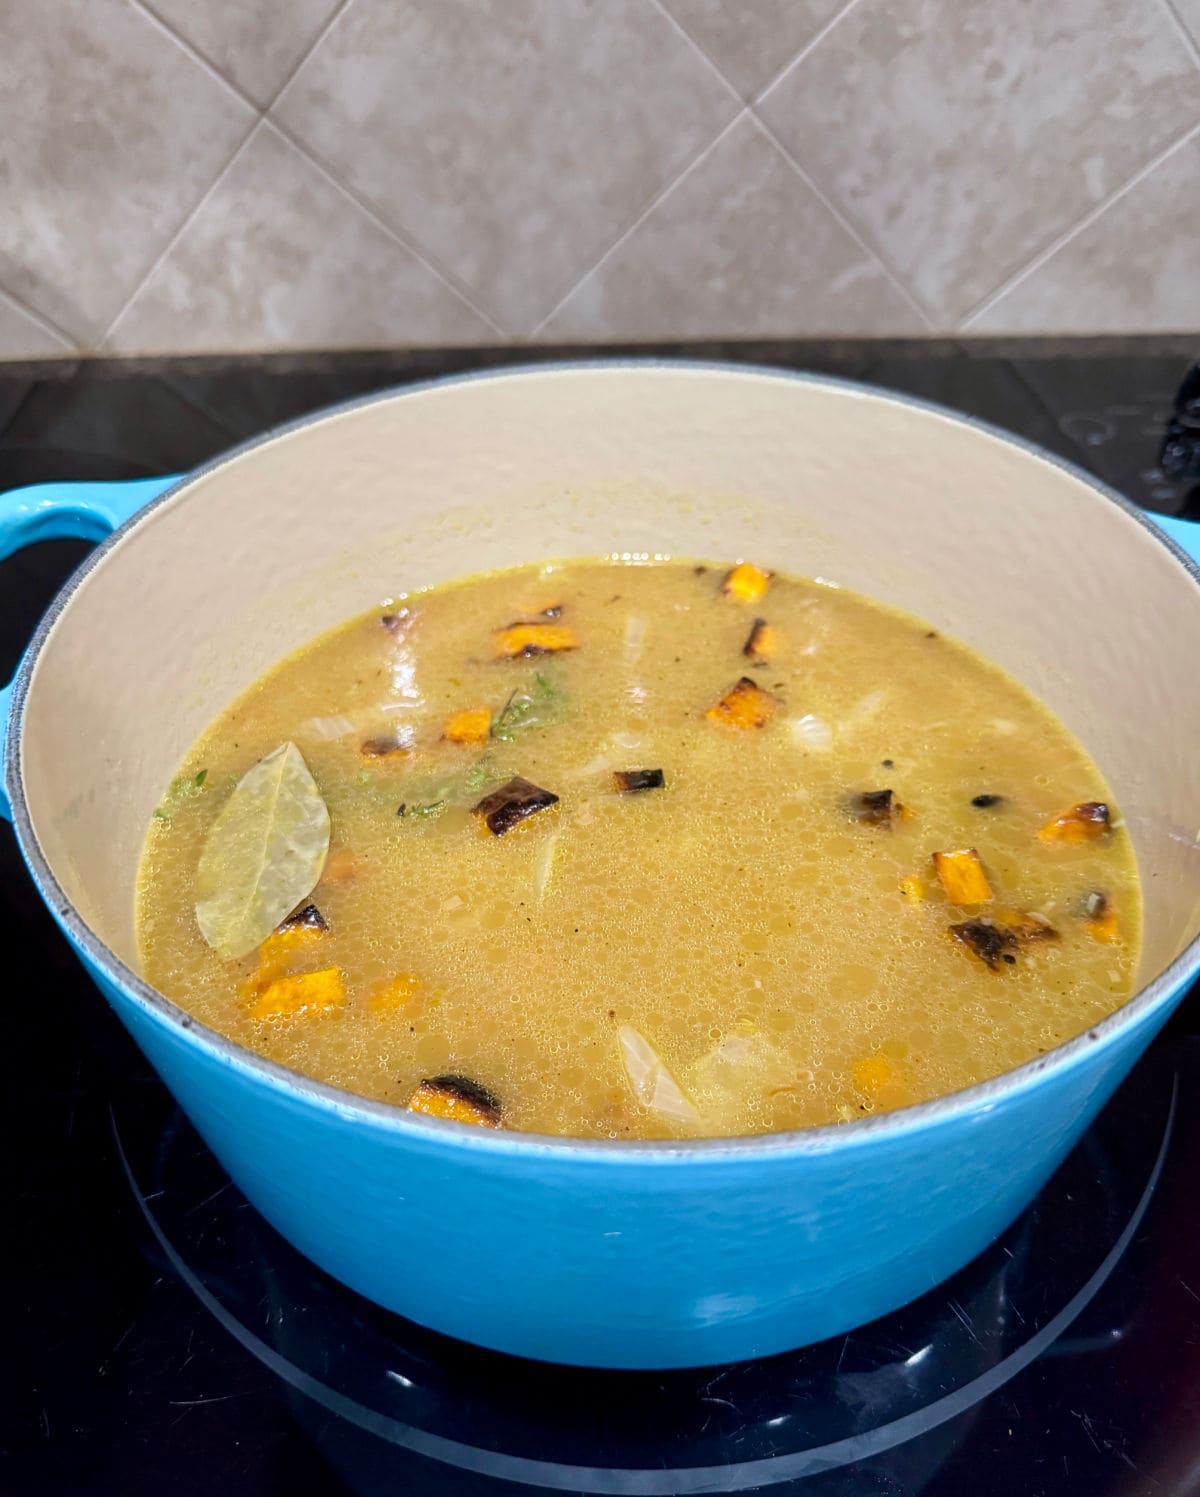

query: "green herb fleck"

left=357, top=767, right=371, bottom=783
left=398, top=799, right=447, bottom=820
left=152, top=768, right=211, bottom=824
left=490, top=670, right=566, bottom=743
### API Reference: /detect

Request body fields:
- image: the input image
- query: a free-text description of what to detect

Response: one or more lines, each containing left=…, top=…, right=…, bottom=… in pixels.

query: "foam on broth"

left=136, top=560, right=1140, bottom=1139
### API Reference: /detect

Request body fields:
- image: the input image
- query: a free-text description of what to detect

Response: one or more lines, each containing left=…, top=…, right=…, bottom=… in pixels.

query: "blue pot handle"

left=0, top=476, right=180, bottom=821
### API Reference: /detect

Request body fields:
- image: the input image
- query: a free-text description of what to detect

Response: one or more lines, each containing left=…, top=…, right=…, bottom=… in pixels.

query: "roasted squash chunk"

left=1038, top=801, right=1111, bottom=844
left=742, top=618, right=782, bottom=661
left=705, top=676, right=776, bottom=729
left=360, top=733, right=411, bottom=759
left=257, top=903, right=328, bottom=971
left=614, top=768, right=665, bottom=794
left=492, top=622, right=578, bottom=659
left=368, top=972, right=421, bottom=1014
left=898, top=874, right=925, bottom=902
left=932, top=848, right=993, bottom=905
left=950, top=920, right=1018, bottom=971
left=406, top=1074, right=501, bottom=1127
left=443, top=706, right=492, bottom=745
left=1084, top=890, right=1119, bottom=942
left=850, top=788, right=910, bottom=826
left=472, top=775, right=559, bottom=835
left=950, top=909, right=1057, bottom=970
left=249, top=966, right=344, bottom=1022
left=721, top=562, right=771, bottom=603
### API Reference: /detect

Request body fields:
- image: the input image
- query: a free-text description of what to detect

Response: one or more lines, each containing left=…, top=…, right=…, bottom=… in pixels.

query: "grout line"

left=259, top=119, right=508, bottom=338
left=1158, top=0, right=1200, bottom=73
left=97, top=119, right=264, bottom=349
left=130, top=0, right=263, bottom=113
left=959, top=116, right=1200, bottom=330
left=0, top=284, right=81, bottom=354
left=261, top=0, right=353, bottom=111
left=748, top=0, right=866, bottom=104
left=526, top=108, right=749, bottom=339
left=646, top=0, right=753, bottom=106
left=750, top=112, right=937, bottom=331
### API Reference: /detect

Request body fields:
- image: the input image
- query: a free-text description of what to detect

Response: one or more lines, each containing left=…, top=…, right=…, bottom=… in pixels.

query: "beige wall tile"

left=0, top=0, right=255, bottom=344
left=759, top=0, right=1200, bottom=324
left=273, top=0, right=739, bottom=333
left=969, top=130, right=1200, bottom=334
left=104, top=124, right=492, bottom=356
left=142, top=0, right=344, bottom=106
left=540, top=115, right=923, bottom=341
left=0, top=292, right=76, bottom=359
left=1172, top=0, right=1200, bottom=48
left=660, top=0, right=847, bottom=98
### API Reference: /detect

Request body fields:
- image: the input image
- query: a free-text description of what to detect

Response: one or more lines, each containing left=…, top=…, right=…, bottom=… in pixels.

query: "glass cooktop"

left=4, top=339, right=1200, bottom=1496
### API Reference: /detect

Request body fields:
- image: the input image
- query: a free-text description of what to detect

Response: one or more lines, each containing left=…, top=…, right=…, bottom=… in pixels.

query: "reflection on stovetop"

left=4, top=340, right=1200, bottom=1497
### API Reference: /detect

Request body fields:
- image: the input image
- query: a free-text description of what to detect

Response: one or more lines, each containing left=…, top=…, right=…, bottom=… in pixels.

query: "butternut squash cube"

left=1085, top=890, right=1119, bottom=942
left=369, top=973, right=422, bottom=1014
left=249, top=966, right=344, bottom=1022
left=443, top=706, right=492, bottom=745
left=492, top=622, right=578, bottom=659
left=705, top=676, right=776, bottom=730
left=932, top=848, right=993, bottom=905
left=406, top=1074, right=501, bottom=1127
left=742, top=618, right=783, bottom=661
left=721, top=562, right=771, bottom=603
left=898, top=874, right=925, bottom=902
left=1038, top=801, right=1111, bottom=844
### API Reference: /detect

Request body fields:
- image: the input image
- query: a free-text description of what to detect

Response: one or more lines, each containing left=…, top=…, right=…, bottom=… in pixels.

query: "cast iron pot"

left=4, top=363, right=1200, bottom=1369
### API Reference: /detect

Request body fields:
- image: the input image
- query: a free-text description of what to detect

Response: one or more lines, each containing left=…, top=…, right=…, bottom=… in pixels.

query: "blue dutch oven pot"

left=4, top=364, right=1200, bottom=1369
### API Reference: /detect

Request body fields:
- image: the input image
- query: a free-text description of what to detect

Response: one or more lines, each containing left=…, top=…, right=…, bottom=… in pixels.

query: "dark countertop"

left=2, top=337, right=1199, bottom=1497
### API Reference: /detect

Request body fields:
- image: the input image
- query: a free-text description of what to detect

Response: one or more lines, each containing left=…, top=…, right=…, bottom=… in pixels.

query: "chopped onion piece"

left=534, top=831, right=560, bottom=900
left=789, top=713, right=833, bottom=751
left=623, top=614, right=646, bottom=663
left=617, top=1026, right=701, bottom=1124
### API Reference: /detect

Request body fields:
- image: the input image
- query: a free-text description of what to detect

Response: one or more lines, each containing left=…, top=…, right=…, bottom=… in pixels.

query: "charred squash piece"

left=614, top=768, right=665, bottom=794
left=248, top=966, right=345, bottom=1021
left=443, top=707, right=492, bottom=745
left=256, top=903, right=328, bottom=973
left=742, top=618, right=782, bottom=661
left=472, top=775, right=559, bottom=835
left=492, top=622, right=578, bottom=659
left=1038, top=801, right=1111, bottom=844
left=950, top=919, right=1018, bottom=971
left=932, top=848, right=993, bottom=905
left=360, top=734, right=411, bottom=759
left=1084, top=890, right=1119, bottom=942
left=705, top=676, right=776, bottom=729
left=368, top=972, right=421, bottom=1014
left=406, top=1074, right=501, bottom=1127
left=898, top=874, right=925, bottom=902
left=721, top=562, right=772, bottom=603
left=850, top=788, right=910, bottom=826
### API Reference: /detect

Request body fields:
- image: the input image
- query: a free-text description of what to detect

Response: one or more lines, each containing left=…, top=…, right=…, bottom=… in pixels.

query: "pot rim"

left=8, top=357, right=1200, bottom=1161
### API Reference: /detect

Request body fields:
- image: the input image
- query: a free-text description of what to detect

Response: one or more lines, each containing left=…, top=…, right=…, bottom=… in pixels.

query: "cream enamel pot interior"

left=4, top=362, right=1200, bottom=1370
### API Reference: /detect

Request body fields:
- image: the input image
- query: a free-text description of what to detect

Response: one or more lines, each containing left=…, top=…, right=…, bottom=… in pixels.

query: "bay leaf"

left=194, top=742, right=331, bottom=960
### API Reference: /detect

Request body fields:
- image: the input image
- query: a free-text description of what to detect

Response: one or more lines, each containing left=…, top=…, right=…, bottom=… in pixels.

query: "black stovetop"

left=4, top=339, right=1200, bottom=1497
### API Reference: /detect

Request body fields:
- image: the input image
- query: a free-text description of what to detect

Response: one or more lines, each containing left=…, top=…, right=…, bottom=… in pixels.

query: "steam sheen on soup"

left=136, top=560, right=1139, bottom=1139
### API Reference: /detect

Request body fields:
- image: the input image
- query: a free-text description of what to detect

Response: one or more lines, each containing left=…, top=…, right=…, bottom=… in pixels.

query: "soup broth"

left=136, top=560, right=1140, bottom=1139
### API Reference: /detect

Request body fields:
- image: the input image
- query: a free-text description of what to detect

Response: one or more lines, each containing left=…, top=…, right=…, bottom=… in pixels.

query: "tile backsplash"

left=3, top=0, right=1199, bottom=361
